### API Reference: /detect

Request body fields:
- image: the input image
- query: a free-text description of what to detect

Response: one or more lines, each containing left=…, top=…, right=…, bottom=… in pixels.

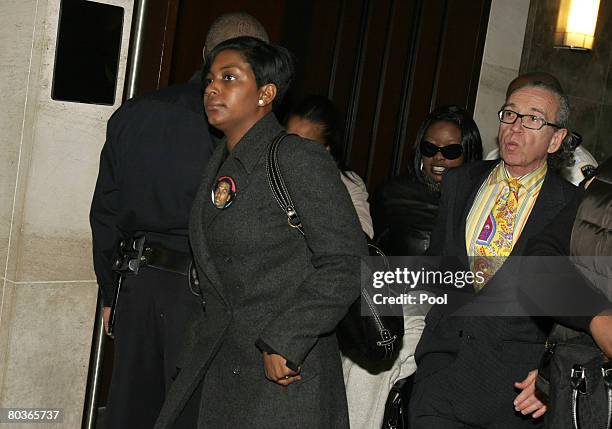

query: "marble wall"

left=0, top=0, right=133, bottom=427
left=0, top=0, right=40, bottom=418
left=521, top=0, right=612, bottom=162
left=473, top=0, right=532, bottom=155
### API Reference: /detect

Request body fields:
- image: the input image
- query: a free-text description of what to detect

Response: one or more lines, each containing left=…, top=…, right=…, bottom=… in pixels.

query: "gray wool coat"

left=154, top=113, right=368, bottom=429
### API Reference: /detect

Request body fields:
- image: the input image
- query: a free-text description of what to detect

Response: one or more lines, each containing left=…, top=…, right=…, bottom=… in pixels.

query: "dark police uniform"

left=90, top=76, right=214, bottom=429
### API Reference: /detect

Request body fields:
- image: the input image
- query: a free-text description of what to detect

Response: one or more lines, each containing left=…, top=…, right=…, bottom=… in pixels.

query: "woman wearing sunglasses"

left=373, top=105, right=483, bottom=256
left=343, top=106, right=482, bottom=429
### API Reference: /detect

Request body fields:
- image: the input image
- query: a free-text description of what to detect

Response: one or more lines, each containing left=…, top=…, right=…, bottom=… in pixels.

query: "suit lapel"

left=510, top=169, right=565, bottom=256
left=189, top=113, right=284, bottom=307
left=204, top=114, right=282, bottom=232
left=457, top=161, right=498, bottom=267
left=190, top=143, right=230, bottom=305
left=455, top=161, right=564, bottom=261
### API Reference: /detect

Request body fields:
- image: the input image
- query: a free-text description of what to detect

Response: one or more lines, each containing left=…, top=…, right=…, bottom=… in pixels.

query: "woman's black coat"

left=155, top=113, right=367, bottom=428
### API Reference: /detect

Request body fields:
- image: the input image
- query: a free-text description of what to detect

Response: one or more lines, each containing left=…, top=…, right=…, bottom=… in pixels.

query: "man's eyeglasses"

left=420, top=140, right=463, bottom=160
left=498, top=109, right=563, bottom=131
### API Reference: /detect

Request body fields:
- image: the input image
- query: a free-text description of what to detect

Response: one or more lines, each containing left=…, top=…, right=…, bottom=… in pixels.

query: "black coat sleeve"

left=370, top=183, right=390, bottom=249
left=257, top=136, right=367, bottom=366
left=90, top=107, right=125, bottom=306
left=522, top=194, right=612, bottom=332
left=426, top=168, right=458, bottom=257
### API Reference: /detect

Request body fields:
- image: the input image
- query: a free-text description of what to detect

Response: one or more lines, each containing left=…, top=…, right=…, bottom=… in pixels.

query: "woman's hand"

left=590, top=313, right=612, bottom=358
left=102, top=306, right=114, bottom=338
left=513, top=369, right=547, bottom=418
left=263, top=352, right=301, bottom=386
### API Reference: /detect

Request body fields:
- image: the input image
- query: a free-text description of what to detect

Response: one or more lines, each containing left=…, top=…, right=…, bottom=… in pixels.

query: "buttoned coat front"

left=155, top=113, right=367, bottom=429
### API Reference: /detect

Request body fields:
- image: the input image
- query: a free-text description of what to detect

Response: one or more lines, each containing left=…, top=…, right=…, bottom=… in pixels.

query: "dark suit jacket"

left=412, top=160, right=582, bottom=428
left=154, top=113, right=367, bottom=429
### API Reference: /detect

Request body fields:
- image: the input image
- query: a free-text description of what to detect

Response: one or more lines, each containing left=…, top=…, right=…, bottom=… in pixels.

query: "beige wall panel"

left=14, top=236, right=93, bottom=283
left=0, top=280, right=16, bottom=414
left=13, top=101, right=114, bottom=282
left=4, top=0, right=133, bottom=284
left=0, top=282, right=97, bottom=429
left=0, top=0, right=38, bottom=266
left=474, top=0, right=531, bottom=155
left=474, top=63, right=519, bottom=156
left=0, top=0, right=134, bottom=422
left=0, top=0, right=46, bottom=413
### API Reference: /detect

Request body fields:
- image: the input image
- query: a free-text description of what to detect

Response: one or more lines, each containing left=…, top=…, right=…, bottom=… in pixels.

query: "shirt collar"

left=224, top=112, right=284, bottom=174
left=489, top=161, right=547, bottom=194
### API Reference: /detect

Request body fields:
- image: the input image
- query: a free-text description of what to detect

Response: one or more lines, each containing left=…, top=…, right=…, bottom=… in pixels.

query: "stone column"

left=473, top=0, right=531, bottom=156
left=0, top=0, right=133, bottom=427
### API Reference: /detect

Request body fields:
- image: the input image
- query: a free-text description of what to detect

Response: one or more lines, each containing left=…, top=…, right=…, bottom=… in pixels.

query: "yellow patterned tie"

left=472, top=177, right=521, bottom=291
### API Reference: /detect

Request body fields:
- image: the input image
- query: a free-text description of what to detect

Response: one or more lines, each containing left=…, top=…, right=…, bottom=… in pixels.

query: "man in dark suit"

left=408, top=79, right=582, bottom=428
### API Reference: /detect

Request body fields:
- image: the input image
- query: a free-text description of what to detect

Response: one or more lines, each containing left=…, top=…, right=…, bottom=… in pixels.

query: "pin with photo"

left=212, top=176, right=236, bottom=209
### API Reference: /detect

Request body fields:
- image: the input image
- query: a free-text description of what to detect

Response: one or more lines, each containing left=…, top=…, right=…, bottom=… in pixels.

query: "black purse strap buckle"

left=286, top=207, right=302, bottom=229
left=603, top=361, right=612, bottom=387
left=570, top=364, right=587, bottom=395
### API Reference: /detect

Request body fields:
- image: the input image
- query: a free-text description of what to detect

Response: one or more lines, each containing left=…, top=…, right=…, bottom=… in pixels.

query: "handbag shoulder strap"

left=266, top=132, right=304, bottom=236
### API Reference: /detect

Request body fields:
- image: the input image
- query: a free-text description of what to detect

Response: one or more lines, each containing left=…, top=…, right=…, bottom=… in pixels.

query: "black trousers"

left=408, top=368, right=545, bottom=429
left=104, top=267, right=201, bottom=429
left=409, top=369, right=473, bottom=429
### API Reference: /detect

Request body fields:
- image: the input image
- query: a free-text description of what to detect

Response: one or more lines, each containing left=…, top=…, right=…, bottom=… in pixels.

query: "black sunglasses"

left=420, top=140, right=463, bottom=160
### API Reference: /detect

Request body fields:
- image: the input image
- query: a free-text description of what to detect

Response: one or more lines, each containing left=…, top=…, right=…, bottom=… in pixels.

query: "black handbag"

left=266, top=132, right=404, bottom=361
left=382, top=375, right=413, bottom=429
left=536, top=324, right=612, bottom=429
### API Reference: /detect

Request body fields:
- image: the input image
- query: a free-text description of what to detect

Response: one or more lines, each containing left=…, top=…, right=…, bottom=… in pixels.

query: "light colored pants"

left=342, top=300, right=431, bottom=429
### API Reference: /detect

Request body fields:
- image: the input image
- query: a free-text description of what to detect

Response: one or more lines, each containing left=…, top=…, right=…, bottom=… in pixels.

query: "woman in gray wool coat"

left=154, top=36, right=368, bottom=428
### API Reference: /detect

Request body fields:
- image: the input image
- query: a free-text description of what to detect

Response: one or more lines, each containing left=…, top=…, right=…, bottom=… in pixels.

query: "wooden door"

left=129, top=0, right=491, bottom=189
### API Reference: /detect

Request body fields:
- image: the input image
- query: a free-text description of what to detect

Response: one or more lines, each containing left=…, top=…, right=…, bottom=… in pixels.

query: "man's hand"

left=263, top=352, right=301, bottom=386
left=590, top=313, right=612, bottom=358
left=102, top=306, right=113, bottom=338
left=514, top=369, right=547, bottom=419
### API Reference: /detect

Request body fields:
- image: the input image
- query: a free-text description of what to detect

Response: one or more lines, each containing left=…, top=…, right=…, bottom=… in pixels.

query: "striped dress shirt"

left=465, top=160, right=547, bottom=257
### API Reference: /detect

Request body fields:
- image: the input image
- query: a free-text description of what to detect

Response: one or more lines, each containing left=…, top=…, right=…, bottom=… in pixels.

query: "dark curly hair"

left=547, top=130, right=579, bottom=173
left=286, top=95, right=350, bottom=173
left=412, top=105, right=483, bottom=183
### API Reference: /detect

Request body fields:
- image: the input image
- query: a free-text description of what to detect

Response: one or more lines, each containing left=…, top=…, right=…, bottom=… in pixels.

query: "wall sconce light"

left=555, top=0, right=601, bottom=51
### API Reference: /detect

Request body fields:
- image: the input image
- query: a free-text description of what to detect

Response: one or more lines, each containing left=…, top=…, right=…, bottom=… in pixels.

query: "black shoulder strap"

left=266, top=132, right=304, bottom=236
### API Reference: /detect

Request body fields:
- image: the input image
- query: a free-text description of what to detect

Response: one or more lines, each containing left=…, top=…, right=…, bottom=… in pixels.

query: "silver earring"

left=258, top=99, right=264, bottom=106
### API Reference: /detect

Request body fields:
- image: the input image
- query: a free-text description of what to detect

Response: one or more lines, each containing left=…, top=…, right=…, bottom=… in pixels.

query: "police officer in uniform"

left=90, top=13, right=269, bottom=429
